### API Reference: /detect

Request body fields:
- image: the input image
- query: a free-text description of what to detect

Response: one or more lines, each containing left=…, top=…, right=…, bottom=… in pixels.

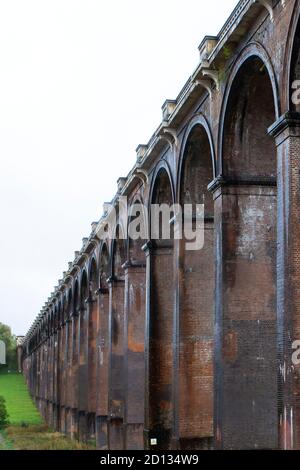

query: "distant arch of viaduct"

left=21, top=0, right=300, bottom=450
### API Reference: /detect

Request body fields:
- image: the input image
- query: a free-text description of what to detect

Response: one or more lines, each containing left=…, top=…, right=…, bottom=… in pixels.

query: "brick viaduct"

left=20, top=0, right=300, bottom=450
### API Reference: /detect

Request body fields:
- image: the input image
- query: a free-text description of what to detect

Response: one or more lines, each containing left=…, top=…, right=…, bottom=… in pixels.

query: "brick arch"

left=88, top=255, right=99, bottom=290
left=53, top=305, right=58, bottom=330
left=175, top=116, right=215, bottom=450
left=50, top=308, right=55, bottom=333
left=96, top=240, right=110, bottom=449
left=124, top=196, right=147, bottom=449
left=214, top=44, right=278, bottom=450
left=147, top=161, right=175, bottom=450
left=218, top=41, right=280, bottom=176
left=77, top=268, right=89, bottom=439
left=71, top=277, right=80, bottom=418
left=79, top=269, right=88, bottom=304
left=61, top=292, right=67, bottom=323
left=65, top=286, right=73, bottom=323
left=72, top=278, right=80, bottom=315
left=128, top=196, right=147, bottom=263
left=112, top=224, right=127, bottom=280
left=109, top=223, right=127, bottom=449
left=149, top=163, right=175, bottom=247
left=177, top=113, right=216, bottom=195
left=99, top=241, right=110, bottom=291
left=57, top=300, right=62, bottom=326
left=56, top=297, right=65, bottom=432
left=86, top=256, right=98, bottom=436
left=149, top=161, right=175, bottom=208
left=65, top=286, right=73, bottom=320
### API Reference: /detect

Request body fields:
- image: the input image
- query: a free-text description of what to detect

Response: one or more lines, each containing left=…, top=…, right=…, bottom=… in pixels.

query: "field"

left=0, top=373, right=42, bottom=425
left=0, top=373, right=94, bottom=450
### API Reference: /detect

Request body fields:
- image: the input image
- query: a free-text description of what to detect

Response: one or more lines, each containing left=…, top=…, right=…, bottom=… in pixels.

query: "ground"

left=0, top=373, right=95, bottom=450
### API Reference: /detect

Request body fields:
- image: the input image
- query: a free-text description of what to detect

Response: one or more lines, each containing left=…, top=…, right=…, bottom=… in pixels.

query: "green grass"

left=0, top=373, right=42, bottom=425
left=5, top=425, right=95, bottom=450
left=0, top=374, right=96, bottom=450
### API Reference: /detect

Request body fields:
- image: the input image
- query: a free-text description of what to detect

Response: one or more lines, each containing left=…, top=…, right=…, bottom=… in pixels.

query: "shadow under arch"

left=70, top=278, right=80, bottom=437
left=128, top=196, right=148, bottom=263
left=215, top=49, right=278, bottom=450
left=177, top=113, right=217, bottom=185
left=218, top=42, right=280, bottom=177
left=59, top=291, right=71, bottom=434
left=108, top=224, right=127, bottom=450
left=86, top=257, right=99, bottom=441
left=95, top=242, right=111, bottom=450
left=175, top=121, right=215, bottom=450
left=124, top=197, right=147, bottom=449
left=145, top=165, right=175, bottom=451
left=78, top=269, right=89, bottom=441
left=65, top=287, right=74, bottom=437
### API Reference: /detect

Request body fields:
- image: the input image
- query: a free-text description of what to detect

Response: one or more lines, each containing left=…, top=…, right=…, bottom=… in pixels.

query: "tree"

left=0, top=323, right=17, bottom=372
left=0, top=396, right=9, bottom=428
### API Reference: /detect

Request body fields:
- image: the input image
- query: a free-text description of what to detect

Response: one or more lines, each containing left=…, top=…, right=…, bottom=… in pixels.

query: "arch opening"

left=124, top=201, right=147, bottom=449
left=109, top=227, right=126, bottom=450
left=65, top=289, right=73, bottom=437
left=78, top=271, right=89, bottom=440
left=223, top=56, right=276, bottom=179
left=178, top=124, right=214, bottom=450
left=96, top=243, right=111, bottom=450
left=71, top=280, right=79, bottom=437
left=218, top=55, right=277, bottom=449
left=87, top=259, right=98, bottom=440
left=148, top=168, right=174, bottom=450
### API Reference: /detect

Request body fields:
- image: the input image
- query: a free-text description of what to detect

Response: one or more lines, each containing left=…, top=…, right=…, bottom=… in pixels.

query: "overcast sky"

left=0, top=0, right=237, bottom=336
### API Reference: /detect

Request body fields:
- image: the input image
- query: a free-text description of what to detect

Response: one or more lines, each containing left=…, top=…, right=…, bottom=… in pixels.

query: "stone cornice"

left=208, top=175, right=277, bottom=193
left=268, top=112, right=300, bottom=138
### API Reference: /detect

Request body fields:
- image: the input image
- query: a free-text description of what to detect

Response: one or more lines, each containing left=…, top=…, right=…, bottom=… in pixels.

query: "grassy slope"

left=0, top=373, right=42, bottom=425
left=4, top=425, right=95, bottom=450
left=0, top=373, right=95, bottom=450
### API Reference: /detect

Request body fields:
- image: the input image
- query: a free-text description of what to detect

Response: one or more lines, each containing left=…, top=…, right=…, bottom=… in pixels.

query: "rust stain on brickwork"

left=21, top=0, right=300, bottom=450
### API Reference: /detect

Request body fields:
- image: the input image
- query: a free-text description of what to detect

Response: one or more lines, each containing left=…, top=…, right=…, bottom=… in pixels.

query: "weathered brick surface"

left=88, top=300, right=98, bottom=413
left=178, top=225, right=214, bottom=442
left=270, top=116, right=300, bottom=449
left=124, top=264, right=146, bottom=449
left=108, top=279, right=125, bottom=449
left=149, top=246, right=174, bottom=449
left=21, top=0, right=300, bottom=451
left=214, top=185, right=277, bottom=449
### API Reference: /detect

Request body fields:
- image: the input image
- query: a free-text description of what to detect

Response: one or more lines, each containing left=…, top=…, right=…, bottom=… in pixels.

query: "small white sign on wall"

left=0, top=340, right=6, bottom=365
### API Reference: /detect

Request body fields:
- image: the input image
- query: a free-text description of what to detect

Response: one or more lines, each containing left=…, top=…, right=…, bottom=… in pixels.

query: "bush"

left=0, top=396, right=10, bottom=428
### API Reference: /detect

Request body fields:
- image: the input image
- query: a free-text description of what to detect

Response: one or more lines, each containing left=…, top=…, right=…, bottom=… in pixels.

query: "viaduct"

left=21, top=0, right=300, bottom=450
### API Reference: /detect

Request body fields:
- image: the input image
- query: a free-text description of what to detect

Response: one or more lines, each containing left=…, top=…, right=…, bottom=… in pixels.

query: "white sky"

left=0, top=0, right=237, bottom=336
